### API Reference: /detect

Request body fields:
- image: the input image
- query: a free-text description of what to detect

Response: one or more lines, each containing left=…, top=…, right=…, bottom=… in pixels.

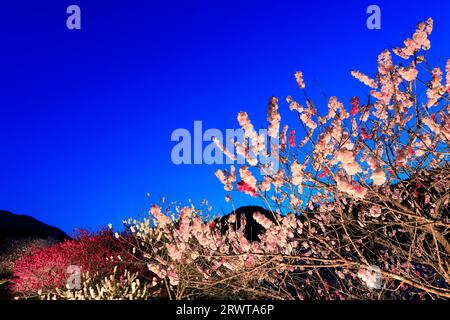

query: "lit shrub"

left=121, top=18, right=450, bottom=300
left=124, top=205, right=302, bottom=299
left=41, top=267, right=156, bottom=300
left=0, top=237, right=57, bottom=277
left=11, top=229, right=133, bottom=297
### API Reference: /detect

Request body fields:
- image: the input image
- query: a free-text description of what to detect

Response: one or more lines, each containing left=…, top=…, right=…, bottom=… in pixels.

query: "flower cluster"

left=211, top=18, right=450, bottom=299
left=11, top=229, right=133, bottom=296
left=41, top=268, right=156, bottom=300
left=393, top=18, right=433, bottom=59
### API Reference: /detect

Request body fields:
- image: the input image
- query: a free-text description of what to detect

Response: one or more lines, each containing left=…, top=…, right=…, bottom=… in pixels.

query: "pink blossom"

left=328, top=96, right=349, bottom=120
left=318, top=168, right=330, bottom=179
left=427, top=68, right=445, bottom=107
left=253, top=212, right=273, bottom=229
left=213, top=137, right=237, bottom=162
left=237, top=181, right=257, bottom=197
left=300, top=112, right=317, bottom=130
left=360, top=128, right=370, bottom=140
left=267, top=96, right=281, bottom=138
left=215, top=166, right=236, bottom=192
left=287, top=99, right=304, bottom=113
left=377, top=50, right=394, bottom=74
left=150, top=205, right=172, bottom=227
left=422, top=117, right=441, bottom=135
left=259, top=176, right=271, bottom=192
left=395, top=148, right=408, bottom=167
left=372, top=101, right=388, bottom=121
left=351, top=70, right=378, bottom=89
left=366, top=157, right=378, bottom=170
left=291, top=160, right=304, bottom=188
left=166, top=243, right=183, bottom=262
left=147, top=263, right=167, bottom=279
left=399, top=64, right=418, bottom=82
left=335, top=149, right=362, bottom=175
left=445, top=59, right=450, bottom=92
left=371, top=168, right=386, bottom=186
left=336, top=176, right=367, bottom=199
left=167, top=266, right=179, bottom=286
left=350, top=97, right=359, bottom=116
left=368, top=206, right=382, bottom=218
left=295, top=71, right=306, bottom=89
left=289, top=129, right=296, bottom=147
left=237, top=111, right=258, bottom=141
left=393, top=18, right=433, bottom=59
left=357, top=267, right=381, bottom=290
left=238, top=166, right=257, bottom=196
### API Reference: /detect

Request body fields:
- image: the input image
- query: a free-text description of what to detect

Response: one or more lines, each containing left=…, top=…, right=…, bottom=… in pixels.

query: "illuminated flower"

left=289, top=129, right=296, bottom=147
left=253, top=212, right=273, bottom=229
left=350, top=97, right=359, bottom=116
left=371, top=168, right=386, bottom=186
left=295, top=71, right=306, bottom=89
left=446, top=59, right=450, bottom=92
left=351, top=70, right=378, bottom=89
left=357, top=267, right=381, bottom=290
left=237, top=180, right=257, bottom=197
left=399, top=64, right=418, bottom=82
left=267, top=96, right=281, bottom=138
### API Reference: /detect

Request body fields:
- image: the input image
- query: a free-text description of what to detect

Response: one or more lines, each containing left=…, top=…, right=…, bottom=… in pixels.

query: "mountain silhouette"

left=0, top=210, right=70, bottom=244
left=215, top=205, right=281, bottom=242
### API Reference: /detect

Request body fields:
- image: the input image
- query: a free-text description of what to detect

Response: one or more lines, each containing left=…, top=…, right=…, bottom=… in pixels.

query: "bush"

left=41, top=268, right=156, bottom=300
left=0, top=237, right=57, bottom=277
left=11, top=229, right=133, bottom=297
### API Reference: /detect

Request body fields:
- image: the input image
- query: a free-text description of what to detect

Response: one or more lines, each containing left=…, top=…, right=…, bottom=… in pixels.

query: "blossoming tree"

left=25, top=18, right=450, bottom=300
left=211, top=17, right=450, bottom=299
left=135, top=18, right=450, bottom=299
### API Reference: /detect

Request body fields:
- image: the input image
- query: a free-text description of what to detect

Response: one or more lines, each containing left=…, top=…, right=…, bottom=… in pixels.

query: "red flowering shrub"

left=0, top=237, right=57, bottom=277
left=11, top=229, right=133, bottom=296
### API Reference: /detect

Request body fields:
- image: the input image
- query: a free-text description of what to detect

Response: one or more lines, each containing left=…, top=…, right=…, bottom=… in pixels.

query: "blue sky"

left=0, top=0, right=449, bottom=233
